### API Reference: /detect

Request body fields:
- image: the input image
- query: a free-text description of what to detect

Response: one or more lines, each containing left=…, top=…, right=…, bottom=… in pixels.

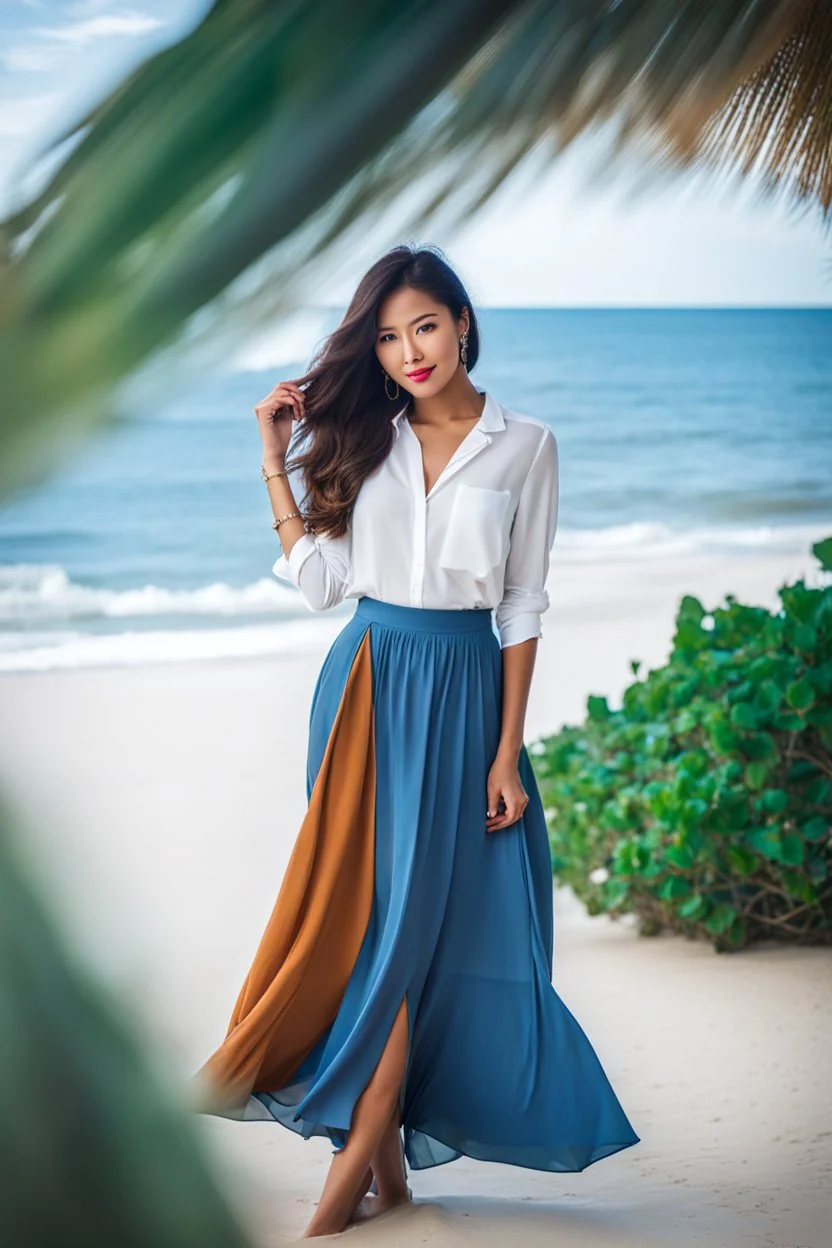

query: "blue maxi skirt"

left=195, top=595, right=640, bottom=1172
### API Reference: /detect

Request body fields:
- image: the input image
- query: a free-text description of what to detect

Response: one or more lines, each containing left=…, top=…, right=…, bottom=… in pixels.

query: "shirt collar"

left=391, top=388, right=506, bottom=439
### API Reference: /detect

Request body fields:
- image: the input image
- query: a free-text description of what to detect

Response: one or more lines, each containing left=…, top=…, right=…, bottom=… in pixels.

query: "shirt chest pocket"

left=438, top=484, right=512, bottom=579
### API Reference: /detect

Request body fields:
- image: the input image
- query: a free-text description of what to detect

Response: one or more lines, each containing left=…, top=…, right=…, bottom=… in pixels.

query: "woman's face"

left=374, top=284, right=468, bottom=399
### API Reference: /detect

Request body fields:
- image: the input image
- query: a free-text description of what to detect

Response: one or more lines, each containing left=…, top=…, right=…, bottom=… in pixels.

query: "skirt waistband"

left=355, top=596, right=494, bottom=635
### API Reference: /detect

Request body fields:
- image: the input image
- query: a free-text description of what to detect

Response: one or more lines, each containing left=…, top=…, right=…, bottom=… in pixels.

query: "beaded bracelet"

left=272, top=511, right=304, bottom=531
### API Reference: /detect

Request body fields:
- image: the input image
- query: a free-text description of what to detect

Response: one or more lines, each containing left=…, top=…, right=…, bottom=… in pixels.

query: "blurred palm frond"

left=0, top=0, right=829, bottom=498
left=0, top=795, right=255, bottom=1247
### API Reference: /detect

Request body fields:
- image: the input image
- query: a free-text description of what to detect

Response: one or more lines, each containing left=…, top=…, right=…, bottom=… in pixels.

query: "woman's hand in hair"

left=254, top=380, right=306, bottom=461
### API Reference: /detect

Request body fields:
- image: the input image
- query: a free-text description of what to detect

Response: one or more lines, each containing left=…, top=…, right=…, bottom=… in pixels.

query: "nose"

left=402, top=334, right=423, bottom=366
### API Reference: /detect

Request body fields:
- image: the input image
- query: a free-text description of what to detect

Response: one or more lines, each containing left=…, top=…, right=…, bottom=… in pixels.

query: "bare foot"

left=348, top=1186, right=413, bottom=1224
left=342, top=1166, right=374, bottom=1227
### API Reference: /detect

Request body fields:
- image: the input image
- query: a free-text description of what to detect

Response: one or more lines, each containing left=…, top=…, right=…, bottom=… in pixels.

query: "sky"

left=1, top=0, right=830, bottom=308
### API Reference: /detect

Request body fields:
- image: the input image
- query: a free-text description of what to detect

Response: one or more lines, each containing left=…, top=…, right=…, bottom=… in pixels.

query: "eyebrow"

left=377, top=312, right=439, bottom=332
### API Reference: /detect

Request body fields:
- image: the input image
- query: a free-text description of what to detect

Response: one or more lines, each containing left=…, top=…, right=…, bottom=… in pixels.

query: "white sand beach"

left=1, top=549, right=830, bottom=1247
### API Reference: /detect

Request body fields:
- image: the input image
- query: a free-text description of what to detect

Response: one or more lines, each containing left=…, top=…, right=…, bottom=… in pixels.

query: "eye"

left=378, top=321, right=437, bottom=344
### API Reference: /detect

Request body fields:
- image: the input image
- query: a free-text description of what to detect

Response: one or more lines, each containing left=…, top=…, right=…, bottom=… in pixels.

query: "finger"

left=503, top=802, right=528, bottom=829
left=487, top=796, right=527, bottom=831
left=280, top=383, right=305, bottom=402
left=486, top=787, right=502, bottom=818
left=283, top=393, right=304, bottom=416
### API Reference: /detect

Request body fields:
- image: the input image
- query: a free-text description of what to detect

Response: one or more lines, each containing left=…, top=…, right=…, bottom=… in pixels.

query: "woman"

left=193, top=244, right=640, bottom=1238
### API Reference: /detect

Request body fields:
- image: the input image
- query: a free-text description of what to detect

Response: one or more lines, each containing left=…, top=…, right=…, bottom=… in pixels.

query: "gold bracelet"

left=261, top=463, right=288, bottom=483
left=272, top=511, right=304, bottom=531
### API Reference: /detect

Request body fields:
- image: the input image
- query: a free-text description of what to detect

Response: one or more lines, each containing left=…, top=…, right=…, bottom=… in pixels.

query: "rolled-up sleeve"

left=272, top=527, right=351, bottom=611
left=494, top=426, right=559, bottom=649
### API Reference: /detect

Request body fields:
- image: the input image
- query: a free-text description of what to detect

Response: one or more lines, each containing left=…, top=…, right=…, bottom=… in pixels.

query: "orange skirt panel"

left=193, top=629, right=376, bottom=1114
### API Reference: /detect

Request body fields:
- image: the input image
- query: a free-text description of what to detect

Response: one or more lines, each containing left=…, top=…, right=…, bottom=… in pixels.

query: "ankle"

left=374, top=1179, right=411, bottom=1204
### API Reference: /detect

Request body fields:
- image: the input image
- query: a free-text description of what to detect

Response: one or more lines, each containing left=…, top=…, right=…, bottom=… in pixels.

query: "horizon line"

left=317, top=302, right=832, bottom=312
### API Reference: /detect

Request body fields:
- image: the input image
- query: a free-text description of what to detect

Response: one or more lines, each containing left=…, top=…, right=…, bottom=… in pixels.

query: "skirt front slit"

left=194, top=595, right=640, bottom=1172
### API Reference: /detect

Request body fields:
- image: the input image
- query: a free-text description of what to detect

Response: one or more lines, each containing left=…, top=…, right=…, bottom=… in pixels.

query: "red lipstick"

left=406, top=366, right=435, bottom=383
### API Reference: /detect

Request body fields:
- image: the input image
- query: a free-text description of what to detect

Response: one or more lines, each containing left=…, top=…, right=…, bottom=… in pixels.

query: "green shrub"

left=535, top=536, right=832, bottom=952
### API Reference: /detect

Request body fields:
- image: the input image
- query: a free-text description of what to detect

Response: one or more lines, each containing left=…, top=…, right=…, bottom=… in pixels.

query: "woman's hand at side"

left=254, top=380, right=306, bottom=464
left=485, top=755, right=529, bottom=832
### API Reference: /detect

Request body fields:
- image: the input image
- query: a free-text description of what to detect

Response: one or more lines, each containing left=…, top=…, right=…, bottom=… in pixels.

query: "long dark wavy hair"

left=283, top=243, right=482, bottom=539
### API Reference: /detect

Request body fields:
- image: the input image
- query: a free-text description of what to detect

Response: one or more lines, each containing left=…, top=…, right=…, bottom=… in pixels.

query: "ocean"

left=1, top=308, right=830, bottom=672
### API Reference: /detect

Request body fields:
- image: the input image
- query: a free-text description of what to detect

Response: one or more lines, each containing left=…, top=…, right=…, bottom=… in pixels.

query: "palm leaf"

left=0, top=795, right=257, bottom=1247
left=0, top=0, right=829, bottom=498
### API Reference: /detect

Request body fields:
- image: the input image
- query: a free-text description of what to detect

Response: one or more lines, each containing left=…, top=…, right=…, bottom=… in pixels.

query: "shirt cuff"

left=271, top=531, right=317, bottom=586
left=497, top=611, right=544, bottom=649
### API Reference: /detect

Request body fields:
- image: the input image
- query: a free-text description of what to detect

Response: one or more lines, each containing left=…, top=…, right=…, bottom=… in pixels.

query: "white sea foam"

left=0, top=521, right=827, bottom=671
left=0, top=522, right=826, bottom=628
left=554, top=521, right=828, bottom=561
left=0, top=564, right=302, bottom=624
left=0, top=617, right=349, bottom=673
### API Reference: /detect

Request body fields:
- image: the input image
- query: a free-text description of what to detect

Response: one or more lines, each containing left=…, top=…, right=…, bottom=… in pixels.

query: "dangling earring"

left=459, top=331, right=469, bottom=370
left=383, top=369, right=400, bottom=401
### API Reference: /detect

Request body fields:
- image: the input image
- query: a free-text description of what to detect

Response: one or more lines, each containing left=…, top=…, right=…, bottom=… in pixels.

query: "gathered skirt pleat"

left=193, top=595, right=640, bottom=1172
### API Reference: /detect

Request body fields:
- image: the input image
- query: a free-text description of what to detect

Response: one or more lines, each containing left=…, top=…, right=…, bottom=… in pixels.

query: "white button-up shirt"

left=272, top=389, right=559, bottom=649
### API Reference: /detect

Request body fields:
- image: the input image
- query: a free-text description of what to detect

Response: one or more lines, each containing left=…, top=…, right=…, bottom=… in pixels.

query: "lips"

left=406, top=366, right=435, bottom=382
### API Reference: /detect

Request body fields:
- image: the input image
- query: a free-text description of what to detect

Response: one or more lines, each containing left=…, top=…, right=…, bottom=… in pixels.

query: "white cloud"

left=65, top=1, right=127, bottom=13
left=1, top=9, right=167, bottom=74
left=36, top=12, right=167, bottom=45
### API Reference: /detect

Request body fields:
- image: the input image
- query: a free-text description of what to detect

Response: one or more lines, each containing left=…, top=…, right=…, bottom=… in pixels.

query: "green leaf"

left=603, top=877, right=631, bottom=908
left=665, top=843, right=695, bottom=870
left=774, top=712, right=807, bottom=732
left=723, top=917, right=749, bottom=949
left=792, top=623, right=817, bottom=651
left=802, top=816, right=830, bottom=842
left=730, top=702, right=757, bottom=730
left=786, top=678, right=815, bottom=711
left=781, top=583, right=820, bottom=625
left=759, top=788, right=788, bottom=814
left=811, top=536, right=832, bottom=571
left=743, top=732, right=778, bottom=762
left=779, top=833, right=805, bottom=866
left=745, top=827, right=803, bottom=865
left=725, top=844, right=757, bottom=875
left=657, top=875, right=692, bottom=900
left=678, top=894, right=708, bottom=920
left=678, top=595, right=706, bottom=622
left=704, top=903, right=737, bottom=934
left=781, top=869, right=816, bottom=903
left=674, top=709, right=698, bottom=734
left=680, top=798, right=709, bottom=829
left=808, top=855, right=829, bottom=884
left=745, top=762, right=768, bottom=791
left=804, top=778, right=832, bottom=805
left=809, top=661, right=832, bottom=694
left=587, top=695, right=611, bottom=721
left=787, top=760, right=821, bottom=783
left=754, top=679, right=784, bottom=714
left=710, top=722, right=739, bottom=756
left=746, top=827, right=784, bottom=860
